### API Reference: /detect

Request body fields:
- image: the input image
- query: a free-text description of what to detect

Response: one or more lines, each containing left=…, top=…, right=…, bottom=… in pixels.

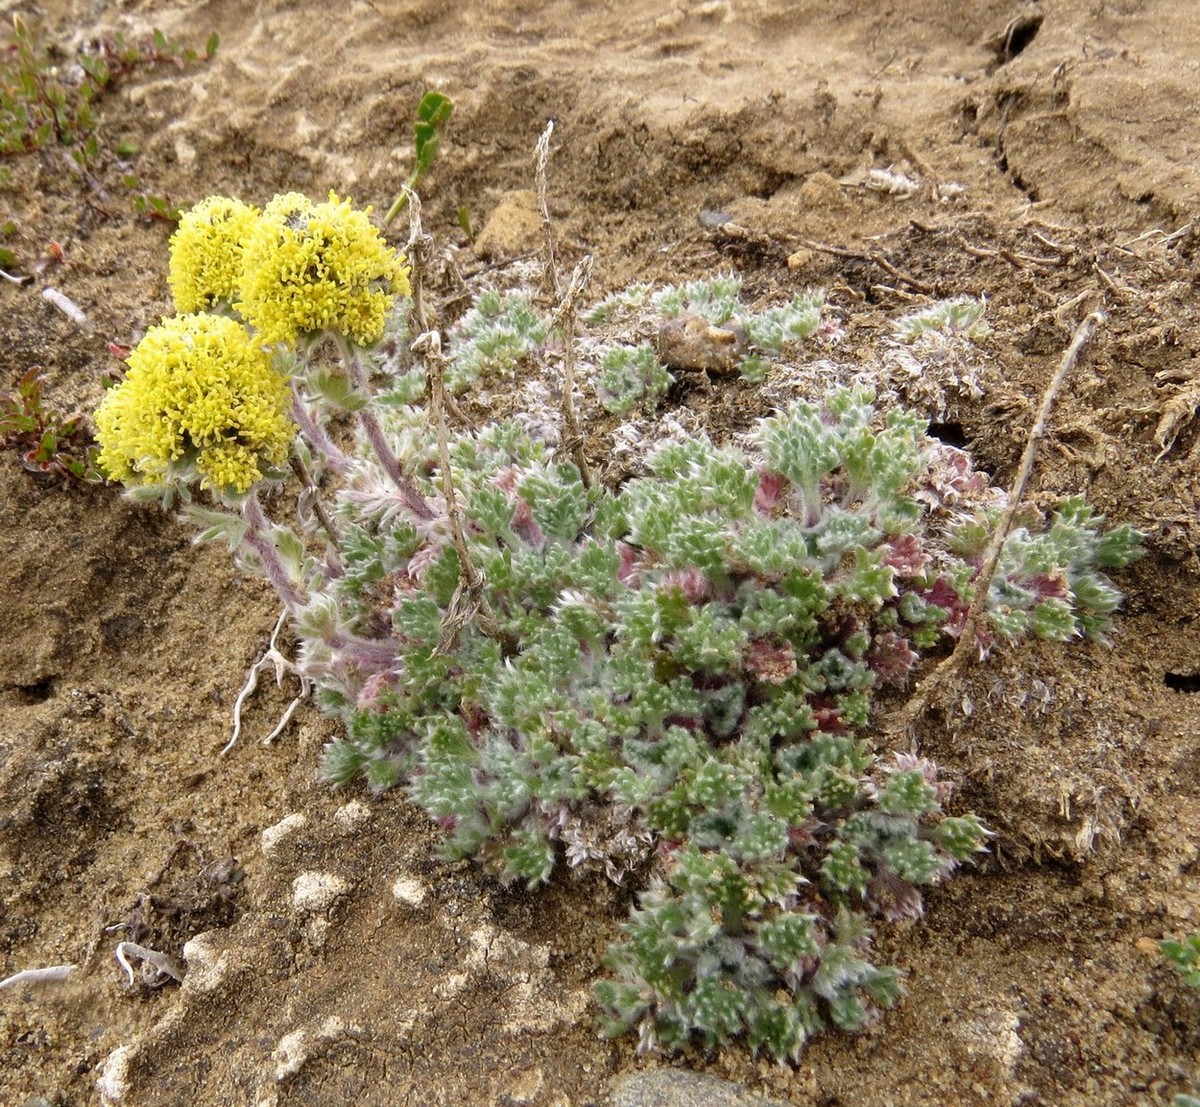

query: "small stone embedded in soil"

left=391, top=871, right=429, bottom=908
left=274, top=1028, right=310, bottom=1082
left=274, top=1016, right=352, bottom=1082
left=261, top=812, right=308, bottom=858
left=332, top=799, right=370, bottom=833
left=181, top=931, right=230, bottom=995
left=433, top=971, right=469, bottom=1000
left=503, top=1065, right=544, bottom=1104
left=96, top=1045, right=133, bottom=1107
left=949, top=1006, right=1024, bottom=1075
left=426, top=922, right=588, bottom=1034
left=464, top=921, right=548, bottom=975
left=473, top=189, right=543, bottom=260
left=291, top=871, right=351, bottom=913
left=173, top=135, right=196, bottom=167
left=611, top=1070, right=792, bottom=1107
left=786, top=247, right=814, bottom=270
left=798, top=170, right=850, bottom=211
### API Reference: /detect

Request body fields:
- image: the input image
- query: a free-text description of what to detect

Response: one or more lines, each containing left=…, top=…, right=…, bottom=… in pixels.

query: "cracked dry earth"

left=2, top=0, right=1200, bottom=1104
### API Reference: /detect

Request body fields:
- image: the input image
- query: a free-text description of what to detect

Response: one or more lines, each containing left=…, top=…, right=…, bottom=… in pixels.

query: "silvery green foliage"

left=306, top=357, right=1139, bottom=1058
left=893, top=296, right=991, bottom=343
left=595, top=343, right=672, bottom=414
left=444, top=289, right=549, bottom=391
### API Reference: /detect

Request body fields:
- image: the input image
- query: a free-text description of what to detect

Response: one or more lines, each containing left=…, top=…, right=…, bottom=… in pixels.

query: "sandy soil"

left=2, top=1, right=1200, bottom=1104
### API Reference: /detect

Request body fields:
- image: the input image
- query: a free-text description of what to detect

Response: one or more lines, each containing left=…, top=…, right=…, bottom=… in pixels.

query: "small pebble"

left=261, top=813, right=307, bottom=858
left=798, top=170, right=850, bottom=211
left=291, top=871, right=350, bottom=913
left=391, top=873, right=429, bottom=908
left=473, top=190, right=542, bottom=260
left=181, top=932, right=230, bottom=995
left=96, top=1046, right=133, bottom=1106
left=657, top=313, right=746, bottom=375
left=333, top=800, right=370, bottom=834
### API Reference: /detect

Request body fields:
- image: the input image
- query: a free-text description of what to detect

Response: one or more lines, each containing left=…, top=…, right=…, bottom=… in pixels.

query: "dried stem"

left=414, top=329, right=516, bottom=655
left=534, top=121, right=561, bottom=301
left=402, top=187, right=435, bottom=335
left=289, top=453, right=341, bottom=546
left=41, top=286, right=93, bottom=329
left=534, top=121, right=593, bottom=486
left=886, top=309, right=1106, bottom=736
left=221, top=606, right=312, bottom=756
left=797, top=237, right=931, bottom=294
left=114, top=941, right=184, bottom=987
left=551, top=257, right=595, bottom=486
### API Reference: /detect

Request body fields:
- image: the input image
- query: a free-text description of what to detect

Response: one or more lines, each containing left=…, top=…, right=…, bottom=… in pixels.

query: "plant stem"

left=535, top=121, right=593, bottom=486
left=534, top=122, right=561, bottom=301
left=327, top=629, right=398, bottom=668
left=426, top=331, right=479, bottom=592
left=242, top=491, right=307, bottom=611
left=413, top=327, right=516, bottom=655
left=290, top=389, right=353, bottom=475
left=383, top=171, right=420, bottom=227
left=0, top=964, right=76, bottom=990
left=551, top=257, right=594, bottom=487
left=340, top=340, right=433, bottom=520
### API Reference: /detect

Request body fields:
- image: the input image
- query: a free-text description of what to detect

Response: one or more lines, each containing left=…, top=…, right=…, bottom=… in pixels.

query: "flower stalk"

left=289, top=391, right=353, bottom=475
left=341, top=338, right=433, bottom=520
left=241, top=492, right=307, bottom=612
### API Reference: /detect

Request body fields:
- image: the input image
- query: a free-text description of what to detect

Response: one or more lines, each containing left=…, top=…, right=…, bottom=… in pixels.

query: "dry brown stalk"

left=885, top=308, right=1106, bottom=738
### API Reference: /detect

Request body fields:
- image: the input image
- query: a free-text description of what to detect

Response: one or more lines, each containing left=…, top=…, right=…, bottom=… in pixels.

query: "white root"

left=0, top=963, right=77, bottom=989
left=221, top=607, right=312, bottom=756
left=41, top=287, right=94, bottom=330
left=114, top=942, right=184, bottom=987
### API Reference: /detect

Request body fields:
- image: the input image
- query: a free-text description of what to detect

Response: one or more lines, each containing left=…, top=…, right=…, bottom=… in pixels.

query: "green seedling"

left=132, top=191, right=183, bottom=222
left=456, top=203, right=473, bottom=241
left=1, top=16, right=215, bottom=175
left=384, top=91, right=454, bottom=225
left=1, top=367, right=101, bottom=480
left=1162, top=933, right=1200, bottom=988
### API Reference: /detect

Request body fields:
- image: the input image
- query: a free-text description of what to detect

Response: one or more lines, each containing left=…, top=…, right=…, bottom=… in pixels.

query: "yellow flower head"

left=237, top=191, right=411, bottom=347
left=95, top=313, right=296, bottom=495
left=168, top=196, right=261, bottom=313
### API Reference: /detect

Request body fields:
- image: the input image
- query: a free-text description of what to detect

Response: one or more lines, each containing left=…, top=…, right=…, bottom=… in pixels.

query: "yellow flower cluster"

left=236, top=191, right=412, bottom=347
left=95, top=313, right=296, bottom=495
left=167, top=196, right=261, bottom=313
left=98, top=191, right=408, bottom=495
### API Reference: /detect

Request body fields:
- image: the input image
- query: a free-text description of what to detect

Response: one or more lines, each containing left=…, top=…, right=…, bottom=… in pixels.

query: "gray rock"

left=611, top=1070, right=792, bottom=1107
